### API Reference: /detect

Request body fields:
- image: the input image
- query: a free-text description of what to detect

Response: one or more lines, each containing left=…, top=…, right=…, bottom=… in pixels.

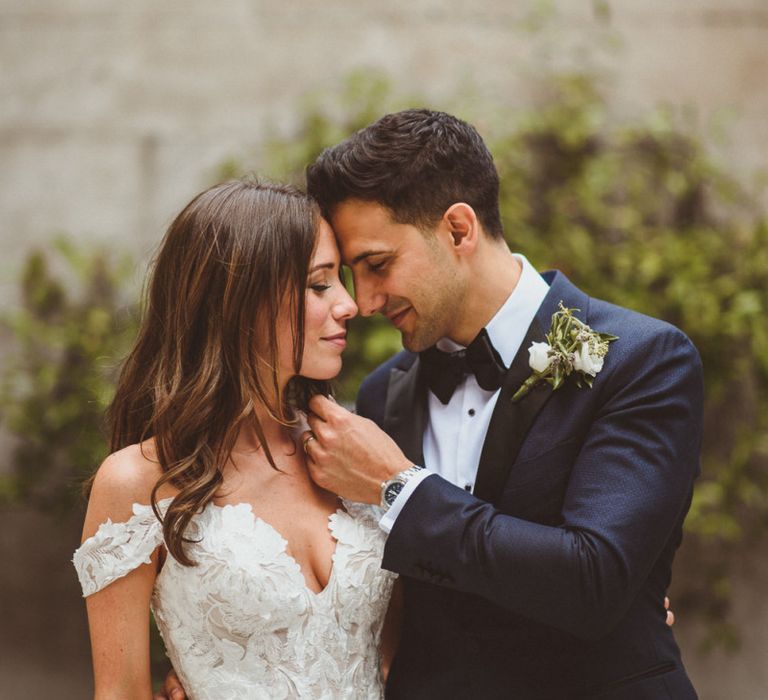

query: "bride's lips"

left=387, top=307, right=411, bottom=329
left=321, top=332, right=347, bottom=349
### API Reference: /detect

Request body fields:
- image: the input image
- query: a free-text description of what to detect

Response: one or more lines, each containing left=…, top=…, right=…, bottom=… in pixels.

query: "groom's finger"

left=306, top=413, right=329, bottom=444
left=308, top=394, right=341, bottom=421
left=664, top=596, right=675, bottom=626
left=307, top=407, right=346, bottom=447
left=302, top=431, right=334, bottom=490
left=301, top=430, right=321, bottom=460
left=158, top=669, right=186, bottom=699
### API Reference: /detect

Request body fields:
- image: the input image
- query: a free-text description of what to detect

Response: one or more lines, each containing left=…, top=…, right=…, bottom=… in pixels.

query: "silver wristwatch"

left=380, top=465, right=425, bottom=511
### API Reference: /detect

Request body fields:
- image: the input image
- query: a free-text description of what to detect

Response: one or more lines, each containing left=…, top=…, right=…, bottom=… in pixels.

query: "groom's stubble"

left=393, top=240, right=467, bottom=353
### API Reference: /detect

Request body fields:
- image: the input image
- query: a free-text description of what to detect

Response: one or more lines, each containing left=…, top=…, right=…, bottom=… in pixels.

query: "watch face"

left=384, top=481, right=405, bottom=506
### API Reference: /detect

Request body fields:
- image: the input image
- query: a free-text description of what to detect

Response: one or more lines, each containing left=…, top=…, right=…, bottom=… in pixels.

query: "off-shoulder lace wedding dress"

left=73, top=498, right=395, bottom=699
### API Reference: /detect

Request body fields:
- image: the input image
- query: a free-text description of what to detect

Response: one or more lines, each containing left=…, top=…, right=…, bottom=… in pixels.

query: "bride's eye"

left=310, top=283, right=331, bottom=293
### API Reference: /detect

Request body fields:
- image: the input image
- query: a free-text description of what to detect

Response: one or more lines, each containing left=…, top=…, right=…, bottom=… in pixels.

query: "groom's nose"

left=353, top=277, right=386, bottom=317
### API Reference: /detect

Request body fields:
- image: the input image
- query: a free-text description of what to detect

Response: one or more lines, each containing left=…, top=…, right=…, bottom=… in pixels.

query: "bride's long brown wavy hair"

left=108, top=180, right=328, bottom=566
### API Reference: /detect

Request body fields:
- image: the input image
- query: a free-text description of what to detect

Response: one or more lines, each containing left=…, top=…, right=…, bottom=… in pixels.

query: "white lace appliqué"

left=72, top=501, right=165, bottom=597
left=72, top=499, right=395, bottom=700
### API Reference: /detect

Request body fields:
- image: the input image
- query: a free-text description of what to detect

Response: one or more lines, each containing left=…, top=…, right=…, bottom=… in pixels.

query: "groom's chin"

left=399, top=321, right=445, bottom=353
left=399, top=330, right=416, bottom=352
left=400, top=332, right=431, bottom=354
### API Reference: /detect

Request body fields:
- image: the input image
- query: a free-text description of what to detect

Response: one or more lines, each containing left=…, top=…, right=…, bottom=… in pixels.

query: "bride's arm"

left=85, top=555, right=158, bottom=699
left=80, top=450, right=163, bottom=700
left=379, top=577, right=404, bottom=682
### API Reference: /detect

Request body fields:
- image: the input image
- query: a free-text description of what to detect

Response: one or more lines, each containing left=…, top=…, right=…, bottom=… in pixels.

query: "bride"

left=72, top=180, right=399, bottom=699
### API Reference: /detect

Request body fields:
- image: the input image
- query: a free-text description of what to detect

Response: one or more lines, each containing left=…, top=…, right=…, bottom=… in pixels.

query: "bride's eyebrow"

left=309, top=262, right=336, bottom=273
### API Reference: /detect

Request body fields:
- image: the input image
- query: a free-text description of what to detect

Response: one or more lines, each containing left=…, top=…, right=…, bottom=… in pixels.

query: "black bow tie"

left=420, top=328, right=507, bottom=405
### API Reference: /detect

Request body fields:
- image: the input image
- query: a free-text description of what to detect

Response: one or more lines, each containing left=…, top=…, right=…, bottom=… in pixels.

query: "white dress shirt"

left=379, top=255, right=549, bottom=533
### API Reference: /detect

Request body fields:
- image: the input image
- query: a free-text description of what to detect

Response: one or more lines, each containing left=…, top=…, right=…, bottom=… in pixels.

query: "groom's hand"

left=153, top=669, right=186, bottom=700
left=305, top=395, right=412, bottom=503
left=665, top=596, right=675, bottom=626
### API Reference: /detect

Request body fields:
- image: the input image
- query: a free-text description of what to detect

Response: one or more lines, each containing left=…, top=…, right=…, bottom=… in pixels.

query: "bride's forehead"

left=307, top=223, right=339, bottom=264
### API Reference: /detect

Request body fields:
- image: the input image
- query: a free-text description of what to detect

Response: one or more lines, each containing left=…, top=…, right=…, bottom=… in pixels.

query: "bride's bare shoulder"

left=83, top=440, right=174, bottom=536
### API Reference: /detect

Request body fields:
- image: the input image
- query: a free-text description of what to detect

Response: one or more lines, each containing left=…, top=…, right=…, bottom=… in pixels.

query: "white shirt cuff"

left=378, top=469, right=435, bottom=534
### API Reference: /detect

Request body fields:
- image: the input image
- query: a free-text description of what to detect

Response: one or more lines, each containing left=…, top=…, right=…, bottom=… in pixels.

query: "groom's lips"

left=386, top=307, right=411, bottom=329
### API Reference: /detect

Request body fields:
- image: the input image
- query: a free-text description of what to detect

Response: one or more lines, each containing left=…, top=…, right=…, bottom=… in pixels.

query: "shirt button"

left=468, top=408, right=476, bottom=416
left=464, top=483, right=472, bottom=491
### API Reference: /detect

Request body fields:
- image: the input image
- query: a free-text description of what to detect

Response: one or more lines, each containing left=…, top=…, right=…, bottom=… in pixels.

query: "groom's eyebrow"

left=349, top=250, right=388, bottom=266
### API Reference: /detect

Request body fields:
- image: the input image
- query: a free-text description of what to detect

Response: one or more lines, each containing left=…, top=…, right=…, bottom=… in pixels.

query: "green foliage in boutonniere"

left=511, top=302, right=619, bottom=402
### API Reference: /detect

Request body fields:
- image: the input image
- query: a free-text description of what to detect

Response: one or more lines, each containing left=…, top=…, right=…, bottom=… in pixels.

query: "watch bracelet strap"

left=380, top=465, right=426, bottom=510
left=398, top=465, right=425, bottom=482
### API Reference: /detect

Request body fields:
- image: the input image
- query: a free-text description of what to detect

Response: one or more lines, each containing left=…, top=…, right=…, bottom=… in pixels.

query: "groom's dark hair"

left=306, top=109, right=504, bottom=240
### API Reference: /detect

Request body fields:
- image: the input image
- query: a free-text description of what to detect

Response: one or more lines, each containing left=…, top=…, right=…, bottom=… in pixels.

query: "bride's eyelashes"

left=309, top=271, right=332, bottom=293
left=310, top=268, right=348, bottom=294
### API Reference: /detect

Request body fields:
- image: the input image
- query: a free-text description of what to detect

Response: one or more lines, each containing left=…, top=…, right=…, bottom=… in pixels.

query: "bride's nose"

left=333, top=287, right=358, bottom=321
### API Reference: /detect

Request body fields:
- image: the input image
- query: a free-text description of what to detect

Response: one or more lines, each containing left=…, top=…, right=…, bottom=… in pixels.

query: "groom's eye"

left=367, top=259, right=388, bottom=272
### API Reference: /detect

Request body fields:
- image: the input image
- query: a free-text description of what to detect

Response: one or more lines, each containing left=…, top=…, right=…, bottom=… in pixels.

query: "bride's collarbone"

left=221, top=453, right=338, bottom=511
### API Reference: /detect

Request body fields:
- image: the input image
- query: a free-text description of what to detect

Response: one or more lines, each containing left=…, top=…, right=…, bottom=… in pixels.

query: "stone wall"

left=2, top=1, right=767, bottom=276
left=1, top=1, right=766, bottom=697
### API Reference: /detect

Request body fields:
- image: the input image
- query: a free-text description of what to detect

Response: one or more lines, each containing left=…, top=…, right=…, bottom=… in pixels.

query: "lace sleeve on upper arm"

left=72, top=500, right=170, bottom=597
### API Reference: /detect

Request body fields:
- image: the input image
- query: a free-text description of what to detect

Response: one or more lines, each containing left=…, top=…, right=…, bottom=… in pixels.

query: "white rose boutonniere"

left=512, top=302, right=618, bottom=402
left=528, top=341, right=555, bottom=373
left=573, top=341, right=604, bottom=376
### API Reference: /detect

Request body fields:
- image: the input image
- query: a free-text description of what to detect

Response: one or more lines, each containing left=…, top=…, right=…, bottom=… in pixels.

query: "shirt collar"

left=435, top=254, right=549, bottom=367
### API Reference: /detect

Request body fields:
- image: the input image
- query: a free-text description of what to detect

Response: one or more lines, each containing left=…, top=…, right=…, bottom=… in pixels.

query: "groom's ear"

left=443, top=203, right=479, bottom=254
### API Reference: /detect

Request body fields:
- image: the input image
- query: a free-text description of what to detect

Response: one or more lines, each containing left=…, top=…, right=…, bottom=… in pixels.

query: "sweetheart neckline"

left=154, top=497, right=350, bottom=597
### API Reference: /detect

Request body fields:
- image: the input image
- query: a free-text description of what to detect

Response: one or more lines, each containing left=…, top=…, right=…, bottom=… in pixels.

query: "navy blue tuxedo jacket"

left=357, top=272, right=702, bottom=699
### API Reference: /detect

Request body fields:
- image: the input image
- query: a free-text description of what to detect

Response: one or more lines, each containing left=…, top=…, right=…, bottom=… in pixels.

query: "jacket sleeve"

left=381, top=327, right=703, bottom=641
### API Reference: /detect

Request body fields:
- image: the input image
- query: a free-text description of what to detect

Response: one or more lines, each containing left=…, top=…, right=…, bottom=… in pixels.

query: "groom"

left=300, top=109, right=702, bottom=699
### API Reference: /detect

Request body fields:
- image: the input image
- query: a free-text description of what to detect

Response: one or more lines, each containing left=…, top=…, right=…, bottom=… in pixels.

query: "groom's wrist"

left=380, top=465, right=426, bottom=511
left=378, top=468, right=435, bottom=534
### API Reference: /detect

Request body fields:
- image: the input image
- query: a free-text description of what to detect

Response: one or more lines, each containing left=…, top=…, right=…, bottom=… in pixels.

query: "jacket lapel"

left=383, top=356, right=427, bottom=465
left=472, top=271, right=591, bottom=505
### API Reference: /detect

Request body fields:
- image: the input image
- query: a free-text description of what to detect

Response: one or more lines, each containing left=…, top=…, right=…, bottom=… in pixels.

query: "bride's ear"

left=443, top=203, right=479, bottom=255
